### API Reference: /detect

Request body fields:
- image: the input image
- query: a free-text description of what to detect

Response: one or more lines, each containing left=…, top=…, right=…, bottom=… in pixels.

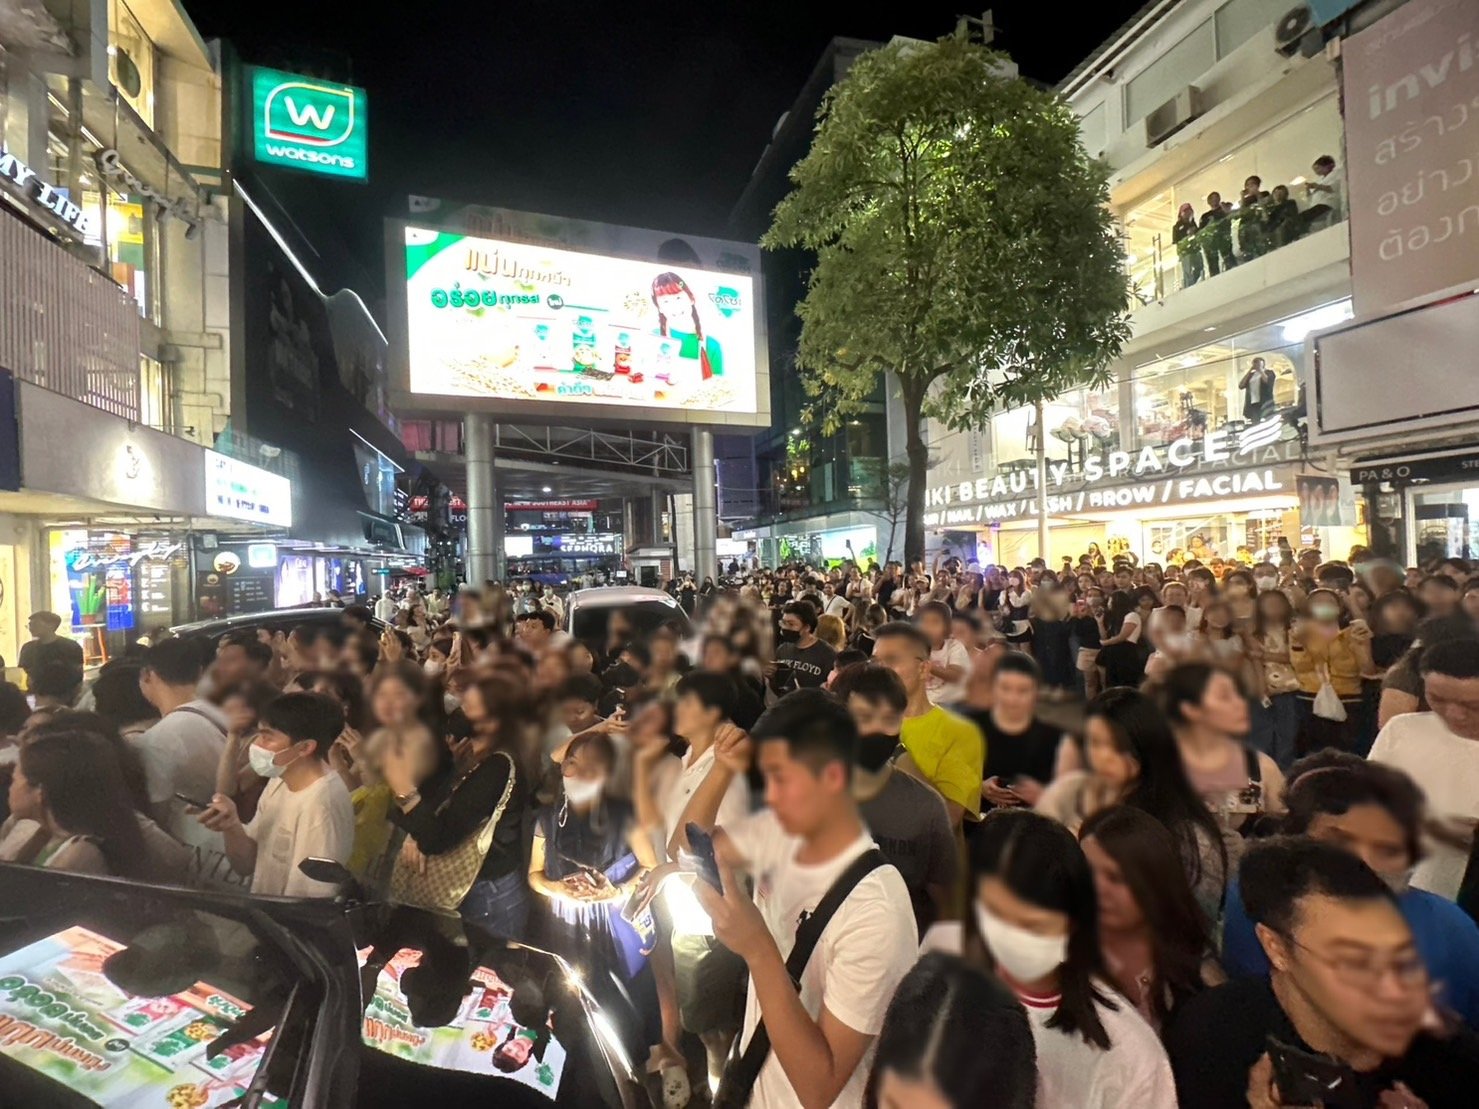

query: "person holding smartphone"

left=1166, top=837, right=1479, bottom=1108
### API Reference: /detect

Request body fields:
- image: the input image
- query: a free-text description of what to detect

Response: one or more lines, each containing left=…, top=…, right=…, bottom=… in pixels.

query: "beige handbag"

left=389, top=752, right=516, bottom=911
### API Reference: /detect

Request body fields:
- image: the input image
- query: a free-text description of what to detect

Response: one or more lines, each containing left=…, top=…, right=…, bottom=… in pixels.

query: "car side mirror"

left=299, top=856, right=354, bottom=888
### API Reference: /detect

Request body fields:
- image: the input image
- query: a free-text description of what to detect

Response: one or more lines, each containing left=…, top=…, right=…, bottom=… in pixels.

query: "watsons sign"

left=249, top=66, right=368, bottom=182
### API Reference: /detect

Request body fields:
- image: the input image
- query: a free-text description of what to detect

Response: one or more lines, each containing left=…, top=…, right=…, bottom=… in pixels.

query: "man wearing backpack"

left=673, top=689, right=917, bottom=1108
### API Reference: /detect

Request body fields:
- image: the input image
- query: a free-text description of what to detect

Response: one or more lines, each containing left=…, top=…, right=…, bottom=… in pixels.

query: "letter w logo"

left=263, top=80, right=356, bottom=146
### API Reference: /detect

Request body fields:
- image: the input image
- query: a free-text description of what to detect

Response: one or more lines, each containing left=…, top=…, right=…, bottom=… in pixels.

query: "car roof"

left=169, top=607, right=369, bottom=638
left=566, top=586, right=680, bottom=606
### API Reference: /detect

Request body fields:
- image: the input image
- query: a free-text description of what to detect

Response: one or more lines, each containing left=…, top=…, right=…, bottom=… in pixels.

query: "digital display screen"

left=401, top=228, right=758, bottom=419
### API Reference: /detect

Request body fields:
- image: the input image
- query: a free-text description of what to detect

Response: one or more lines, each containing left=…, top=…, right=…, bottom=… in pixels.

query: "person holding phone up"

left=1165, top=838, right=1479, bottom=1108
left=669, top=690, right=917, bottom=1109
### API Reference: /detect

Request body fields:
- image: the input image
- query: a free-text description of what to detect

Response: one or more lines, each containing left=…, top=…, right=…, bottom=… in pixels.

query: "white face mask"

left=1255, top=576, right=1278, bottom=592
left=248, top=742, right=291, bottom=779
left=976, top=902, right=1068, bottom=984
left=423, top=659, right=445, bottom=676
left=563, top=775, right=605, bottom=806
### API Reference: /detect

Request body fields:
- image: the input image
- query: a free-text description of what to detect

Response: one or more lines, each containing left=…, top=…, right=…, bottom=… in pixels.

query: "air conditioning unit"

left=1275, top=5, right=1323, bottom=58
left=1145, top=86, right=1202, bottom=148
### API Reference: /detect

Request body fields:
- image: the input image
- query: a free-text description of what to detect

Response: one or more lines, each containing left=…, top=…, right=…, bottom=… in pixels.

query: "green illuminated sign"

left=248, top=66, right=367, bottom=181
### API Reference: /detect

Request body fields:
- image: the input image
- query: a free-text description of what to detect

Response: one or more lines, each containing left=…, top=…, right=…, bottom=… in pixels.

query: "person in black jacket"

left=1172, top=203, right=1204, bottom=289
left=1199, top=192, right=1236, bottom=275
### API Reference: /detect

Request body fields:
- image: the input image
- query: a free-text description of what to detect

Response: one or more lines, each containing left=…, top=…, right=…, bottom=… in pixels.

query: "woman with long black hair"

left=939, top=809, right=1177, bottom=1107
left=1037, top=687, right=1229, bottom=923
left=1080, top=805, right=1221, bottom=1032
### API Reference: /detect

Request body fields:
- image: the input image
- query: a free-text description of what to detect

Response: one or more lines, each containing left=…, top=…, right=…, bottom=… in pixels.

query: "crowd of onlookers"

left=1169, top=154, right=1346, bottom=290
left=0, top=538, right=1477, bottom=1107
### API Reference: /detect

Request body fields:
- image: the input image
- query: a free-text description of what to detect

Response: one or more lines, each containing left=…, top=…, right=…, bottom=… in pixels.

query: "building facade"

left=923, top=0, right=1374, bottom=569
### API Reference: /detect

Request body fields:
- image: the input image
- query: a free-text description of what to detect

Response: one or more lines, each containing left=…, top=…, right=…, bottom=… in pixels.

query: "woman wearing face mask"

left=1368, top=589, right=1423, bottom=672
left=1038, top=688, right=1229, bottom=925
left=1220, top=569, right=1257, bottom=632
left=935, top=810, right=1178, bottom=1107
left=528, top=734, right=657, bottom=1000
left=1196, top=599, right=1244, bottom=670
left=1289, top=587, right=1375, bottom=755
left=1220, top=751, right=1479, bottom=1026
left=1164, top=664, right=1285, bottom=847
left=1080, top=806, right=1223, bottom=1032
left=1247, top=589, right=1300, bottom=771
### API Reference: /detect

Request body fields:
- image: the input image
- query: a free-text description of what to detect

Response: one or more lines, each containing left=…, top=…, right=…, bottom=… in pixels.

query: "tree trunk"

left=903, top=391, right=928, bottom=569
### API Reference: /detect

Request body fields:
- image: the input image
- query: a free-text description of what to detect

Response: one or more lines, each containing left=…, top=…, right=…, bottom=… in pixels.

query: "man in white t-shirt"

left=1369, top=639, right=1479, bottom=900
left=917, top=601, right=969, bottom=705
left=197, top=691, right=354, bottom=898
left=821, top=581, right=851, bottom=624
left=673, top=689, right=917, bottom=1109
left=136, top=638, right=229, bottom=839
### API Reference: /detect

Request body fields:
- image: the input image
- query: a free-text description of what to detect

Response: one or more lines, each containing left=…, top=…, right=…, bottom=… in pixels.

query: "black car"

left=168, top=608, right=386, bottom=649
left=0, top=864, right=650, bottom=1108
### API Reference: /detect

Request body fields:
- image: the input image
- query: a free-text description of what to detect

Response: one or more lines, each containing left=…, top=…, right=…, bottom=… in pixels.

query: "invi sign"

left=248, top=66, right=368, bottom=182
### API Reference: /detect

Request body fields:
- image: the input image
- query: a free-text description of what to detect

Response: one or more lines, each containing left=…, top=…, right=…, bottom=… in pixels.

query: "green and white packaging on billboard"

left=248, top=66, right=367, bottom=181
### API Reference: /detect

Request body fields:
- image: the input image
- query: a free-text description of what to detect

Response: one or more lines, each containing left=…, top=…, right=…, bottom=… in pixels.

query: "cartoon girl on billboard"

left=651, top=272, right=723, bottom=383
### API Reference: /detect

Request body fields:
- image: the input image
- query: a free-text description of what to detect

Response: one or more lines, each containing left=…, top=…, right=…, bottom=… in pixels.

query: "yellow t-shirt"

left=900, top=706, right=986, bottom=817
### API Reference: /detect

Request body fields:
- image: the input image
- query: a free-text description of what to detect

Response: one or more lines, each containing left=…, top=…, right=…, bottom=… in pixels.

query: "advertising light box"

left=394, top=219, right=765, bottom=427
left=248, top=66, right=368, bottom=182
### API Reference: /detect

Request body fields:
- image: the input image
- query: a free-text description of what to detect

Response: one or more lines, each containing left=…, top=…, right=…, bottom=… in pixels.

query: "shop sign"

left=249, top=66, right=368, bottom=182
left=1352, top=449, right=1479, bottom=486
left=70, top=539, right=183, bottom=572
left=204, top=449, right=292, bottom=527
left=925, top=466, right=1300, bottom=528
left=0, top=147, right=93, bottom=237
left=537, top=533, right=623, bottom=556
left=925, top=424, right=1302, bottom=511
left=94, top=150, right=204, bottom=235
left=507, top=500, right=599, bottom=512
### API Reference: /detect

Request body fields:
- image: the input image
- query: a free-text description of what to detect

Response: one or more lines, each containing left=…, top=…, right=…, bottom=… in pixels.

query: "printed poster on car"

left=0, top=925, right=282, bottom=1108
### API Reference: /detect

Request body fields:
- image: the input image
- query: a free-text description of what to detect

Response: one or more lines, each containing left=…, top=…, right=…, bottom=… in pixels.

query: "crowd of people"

left=1169, top=154, right=1346, bottom=289
left=1, top=536, right=1478, bottom=1108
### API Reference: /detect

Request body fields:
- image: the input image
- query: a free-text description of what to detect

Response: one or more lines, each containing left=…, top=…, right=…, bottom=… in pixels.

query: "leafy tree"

left=764, top=26, right=1130, bottom=565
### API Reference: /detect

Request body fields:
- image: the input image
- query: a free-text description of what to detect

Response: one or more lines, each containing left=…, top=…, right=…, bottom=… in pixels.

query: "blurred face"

left=1082, top=835, right=1143, bottom=933
left=372, top=677, right=417, bottom=728
left=952, top=618, right=975, bottom=647
left=991, top=670, right=1038, bottom=722
left=872, top=635, right=928, bottom=699
left=1114, top=570, right=1132, bottom=592
left=560, top=697, right=598, bottom=732
left=1420, top=581, right=1458, bottom=615
left=1307, top=804, right=1412, bottom=878
left=460, top=682, right=487, bottom=723
left=222, top=692, right=259, bottom=736
left=1085, top=717, right=1139, bottom=789
left=7, top=763, right=41, bottom=822
left=1224, top=576, right=1251, bottom=599
left=674, top=691, right=718, bottom=739
left=1379, top=599, right=1420, bottom=635
left=214, top=643, right=258, bottom=686
left=919, top=610, right=948, bottom=646
left=1263, top=895, right=1427, bottom=1061
left=780, top=613, right=805, bottom=637
left=1424, top=672, right=1479, bottom=739
left=846, top=693, right=903, bottom=738
left=1186, top=671, right=1250, bottom=736
left=977, top=875, right=1071, bottom=939
left=651, top=637, right=677, bottom=671
left=1203, top=603, right=1232, bottom=631
left=874, top=1071, right=951, bottom=1109
left=568, top=643, right=594, bottom=674
left=759, top=739, right=840, bottom=838
left=702, top=639, right=734, bottom=672
left=561, top=739, right=610, bottom=783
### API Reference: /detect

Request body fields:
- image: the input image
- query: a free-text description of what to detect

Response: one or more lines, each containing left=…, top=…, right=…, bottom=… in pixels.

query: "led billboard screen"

left=390, top=212, right=766, bottom=428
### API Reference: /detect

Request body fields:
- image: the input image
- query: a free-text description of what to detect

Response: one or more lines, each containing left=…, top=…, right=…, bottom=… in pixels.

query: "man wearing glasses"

left=1165, top=838, right=1479, bottom=1108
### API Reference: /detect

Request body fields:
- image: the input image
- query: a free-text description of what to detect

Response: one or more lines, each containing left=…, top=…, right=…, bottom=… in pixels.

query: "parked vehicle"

left=563, top=587, right=693, bottom=658
left=168, top=608, right=386, bottom=649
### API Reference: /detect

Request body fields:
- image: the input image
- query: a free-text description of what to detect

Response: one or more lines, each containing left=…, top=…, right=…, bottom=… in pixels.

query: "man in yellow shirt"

left=871, top=622, right=985, bottom=828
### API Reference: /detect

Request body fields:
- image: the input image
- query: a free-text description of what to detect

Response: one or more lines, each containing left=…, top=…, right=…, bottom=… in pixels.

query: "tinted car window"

left=570, top=603, right=689, bottom=655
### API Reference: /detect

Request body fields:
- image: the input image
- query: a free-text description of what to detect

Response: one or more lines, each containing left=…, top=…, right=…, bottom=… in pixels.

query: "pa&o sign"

left=248, top=66, right=368, bottom=182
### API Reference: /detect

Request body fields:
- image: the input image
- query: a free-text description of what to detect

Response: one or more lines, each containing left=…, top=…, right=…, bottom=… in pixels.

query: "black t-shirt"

left=1069, top=614, right=1102, bottom=648
left=1165, top=977, right=1479, bottom=1109
left=876, top=578, right=898, bottom=609
left=18, top=636, right=83, bottom=682
left=963, top=710, right=1062, bottom=791
left=772, top=639, right=836, bottom=693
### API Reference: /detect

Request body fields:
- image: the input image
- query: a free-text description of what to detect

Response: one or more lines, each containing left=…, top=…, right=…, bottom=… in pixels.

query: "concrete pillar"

left=464, top=413, right=501, bottom=584
left=622, top=498, right=636, bottom=553
left=650, top=487, right=666, bottom=545
left=692, top=429, right=718, bottom=581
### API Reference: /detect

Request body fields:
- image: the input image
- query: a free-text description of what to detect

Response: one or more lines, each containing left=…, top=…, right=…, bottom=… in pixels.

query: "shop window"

left=1124, top=21, right=1216, bottom=127
left=992, top=388, right=1121, bottom=473
left=109, top=0, right=156, bottom=127
left=1116, top=94, right=1343, bottom=300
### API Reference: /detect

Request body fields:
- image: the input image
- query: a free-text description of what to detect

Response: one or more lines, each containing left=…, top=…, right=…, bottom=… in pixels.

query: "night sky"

left=189, top=0, right=1146, bottom=293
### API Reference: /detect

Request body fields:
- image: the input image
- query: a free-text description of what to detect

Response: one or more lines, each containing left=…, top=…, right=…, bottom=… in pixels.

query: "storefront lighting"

left=541, top=486, right=553, bottom=493
left=1279, top=301, right=1353, bottom=343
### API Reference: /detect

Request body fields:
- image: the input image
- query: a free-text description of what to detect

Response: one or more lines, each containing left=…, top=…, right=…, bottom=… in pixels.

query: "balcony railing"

left=1128, top=203, right=1346, bottom=308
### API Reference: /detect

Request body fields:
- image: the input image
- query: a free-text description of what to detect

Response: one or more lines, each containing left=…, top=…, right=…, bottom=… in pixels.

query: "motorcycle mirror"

left=298, top=856, right=355, bottom=888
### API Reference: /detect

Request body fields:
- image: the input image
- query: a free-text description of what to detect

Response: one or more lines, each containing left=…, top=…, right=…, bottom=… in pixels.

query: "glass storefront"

left=46, top=529, right=188, bottom=665
left=1410, top=484, right=1479, bottom=564
left=1120, top=93, right=1344, bottom=304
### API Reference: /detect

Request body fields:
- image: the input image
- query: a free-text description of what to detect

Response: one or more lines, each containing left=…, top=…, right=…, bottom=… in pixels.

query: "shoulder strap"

left=715, top=848, right=888, bottom=1108
left=1243, top=744, right=1262, bottom=783
left=173, top=705, right=227, bottom=736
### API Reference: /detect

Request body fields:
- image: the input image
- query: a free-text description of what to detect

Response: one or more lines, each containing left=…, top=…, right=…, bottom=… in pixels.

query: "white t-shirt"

left=243, top=770, right=355, bottom=898
left=725, top=809, right=917, bottom=1109
left=823, top=593, right=851, bottom=621
left=132, top=700, right=229, bottom=839
left=656, top=743, right=752, bottom=936
left=927, top=638, right=972, bottom=706
left=1370, top=711, right=1479, bottom=899
left=918, top=923, right=1177, bottom=1109
left=1121, top=611, right=1144, bottom=645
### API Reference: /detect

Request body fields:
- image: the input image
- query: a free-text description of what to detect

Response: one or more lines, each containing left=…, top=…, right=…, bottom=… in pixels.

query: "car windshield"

left=570, top=601, right=688, bottom=654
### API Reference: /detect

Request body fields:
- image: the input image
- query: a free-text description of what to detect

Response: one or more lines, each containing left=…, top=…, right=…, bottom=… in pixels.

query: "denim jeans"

left=459, top=868, right=531, bottom=941
left=1249, top=692, right=1300, bottom=771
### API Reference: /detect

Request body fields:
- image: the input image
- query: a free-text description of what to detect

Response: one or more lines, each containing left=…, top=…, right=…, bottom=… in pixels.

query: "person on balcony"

left=1171, top=204, right=1203, bottom=290
left=1198, top=192, right=1236, bottom=275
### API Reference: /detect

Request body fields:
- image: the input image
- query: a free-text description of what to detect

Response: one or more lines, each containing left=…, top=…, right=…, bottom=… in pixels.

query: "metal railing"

left=0, top=211, right=142, bottom=420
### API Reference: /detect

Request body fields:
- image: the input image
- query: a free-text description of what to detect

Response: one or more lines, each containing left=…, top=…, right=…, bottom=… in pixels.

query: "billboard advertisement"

left=388, top=206, right=768, bottom=428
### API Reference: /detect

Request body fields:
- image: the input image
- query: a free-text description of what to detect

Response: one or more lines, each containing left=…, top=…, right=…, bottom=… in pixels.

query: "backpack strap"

left=1243, top=743, right=1262, bottom=783
left=715, top=848, right=888, bottom=1108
